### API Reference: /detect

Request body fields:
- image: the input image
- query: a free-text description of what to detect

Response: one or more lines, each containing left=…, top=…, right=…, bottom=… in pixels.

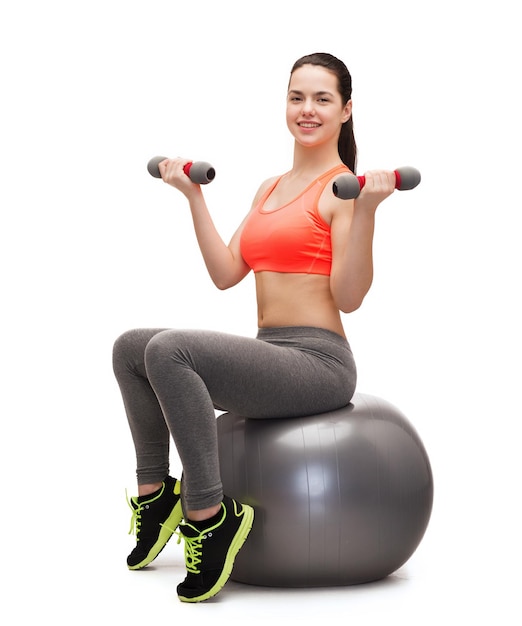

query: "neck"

left=291, top=142, right=343, bottom=178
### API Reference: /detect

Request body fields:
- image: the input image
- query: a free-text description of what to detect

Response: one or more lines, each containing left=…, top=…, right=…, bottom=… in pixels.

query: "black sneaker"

left=126, top=476, right=183, bottom=570
left=176, top=496, right=254, bottom=602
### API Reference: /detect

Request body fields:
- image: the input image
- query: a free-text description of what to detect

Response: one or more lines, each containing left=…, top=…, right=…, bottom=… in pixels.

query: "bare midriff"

left=254, top=271, right=346, bottom=338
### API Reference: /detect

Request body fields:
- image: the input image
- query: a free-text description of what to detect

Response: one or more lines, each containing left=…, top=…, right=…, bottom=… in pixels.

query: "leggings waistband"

left=256, top=326, right=349, bottom=348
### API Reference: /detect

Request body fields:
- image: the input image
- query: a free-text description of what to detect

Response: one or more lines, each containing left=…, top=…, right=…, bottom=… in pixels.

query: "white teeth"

left=299, top=123, right=319, bottom=128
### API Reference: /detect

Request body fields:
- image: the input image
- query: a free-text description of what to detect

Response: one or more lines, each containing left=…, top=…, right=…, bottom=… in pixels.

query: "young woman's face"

left=286, top=64, right=351, bottom=148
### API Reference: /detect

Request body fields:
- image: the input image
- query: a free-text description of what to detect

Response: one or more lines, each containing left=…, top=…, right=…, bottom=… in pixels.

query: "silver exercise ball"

left=217, top=393, right=434, bottom=587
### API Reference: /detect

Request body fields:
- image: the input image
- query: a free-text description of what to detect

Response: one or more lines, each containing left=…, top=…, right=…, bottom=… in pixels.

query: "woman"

left=113, top=52, right=396, bottom=603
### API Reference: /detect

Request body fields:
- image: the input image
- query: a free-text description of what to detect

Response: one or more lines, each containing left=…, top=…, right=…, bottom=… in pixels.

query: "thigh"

left=150, top=328, right=354, bottom=418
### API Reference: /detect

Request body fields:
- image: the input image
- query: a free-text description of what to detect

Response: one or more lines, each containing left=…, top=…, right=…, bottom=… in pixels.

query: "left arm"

left=328, top=170, right=396, bottom=313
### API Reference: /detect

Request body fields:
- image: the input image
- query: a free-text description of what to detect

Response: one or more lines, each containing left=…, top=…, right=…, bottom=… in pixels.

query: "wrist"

left=353, top=200, right=378, bottom=218
left=185, top=185, right=205, bottom=204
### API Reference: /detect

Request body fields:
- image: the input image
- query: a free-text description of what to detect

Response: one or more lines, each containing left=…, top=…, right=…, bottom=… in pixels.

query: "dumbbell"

left=333, top=166, right=421, bottom=200
left=147, top=156, right=216, bottom=184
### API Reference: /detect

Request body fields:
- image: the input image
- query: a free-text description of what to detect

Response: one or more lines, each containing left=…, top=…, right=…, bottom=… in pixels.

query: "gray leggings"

left=112, top=326, right=356, bottom=511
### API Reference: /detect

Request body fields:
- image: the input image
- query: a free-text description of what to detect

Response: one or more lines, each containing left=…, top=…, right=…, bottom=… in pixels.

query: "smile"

left=298, top=122, right=321, bottom=128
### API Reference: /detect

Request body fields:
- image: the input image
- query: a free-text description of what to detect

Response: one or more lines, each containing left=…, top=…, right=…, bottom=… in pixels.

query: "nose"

left=301, top=97, right=315, bottom=116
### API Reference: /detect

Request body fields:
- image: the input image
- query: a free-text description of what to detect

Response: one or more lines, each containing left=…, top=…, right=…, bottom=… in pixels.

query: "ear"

left=342, top=100, right=352, bottom=123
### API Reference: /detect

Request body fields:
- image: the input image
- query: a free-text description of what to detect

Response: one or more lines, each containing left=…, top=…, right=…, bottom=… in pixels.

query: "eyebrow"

left=288, top=89, right=335, bottom=97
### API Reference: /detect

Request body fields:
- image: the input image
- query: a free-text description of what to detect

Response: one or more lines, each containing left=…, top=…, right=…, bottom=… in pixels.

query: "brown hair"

left=290, top=53, right=357, bottom=173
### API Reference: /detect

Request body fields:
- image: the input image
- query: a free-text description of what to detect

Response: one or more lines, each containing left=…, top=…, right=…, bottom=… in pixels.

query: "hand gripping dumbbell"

left=333, top=166, right=421, bottom=199
left=147, top=156, right=216, bottom=184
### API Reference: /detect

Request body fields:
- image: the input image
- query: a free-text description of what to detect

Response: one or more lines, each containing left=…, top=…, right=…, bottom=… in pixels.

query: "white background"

left=2, top=1, right=520, bottom=623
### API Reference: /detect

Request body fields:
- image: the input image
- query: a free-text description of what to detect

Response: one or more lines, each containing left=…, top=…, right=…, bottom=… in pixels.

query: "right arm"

left=159, top=158, right=271, bottom=290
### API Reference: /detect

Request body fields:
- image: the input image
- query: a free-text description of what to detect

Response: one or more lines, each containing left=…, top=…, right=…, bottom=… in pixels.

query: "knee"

left=144, top=330, right=175, bottom=371
left=144, top=330, right=192, bottom=376
left=112, top=329, right=148, bottom=377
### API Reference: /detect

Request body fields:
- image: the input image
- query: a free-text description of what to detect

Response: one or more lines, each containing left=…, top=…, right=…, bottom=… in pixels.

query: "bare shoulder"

left=318, top=186, right=354, bottom=227
left=232, top=174, right=282, bottom=236
left=251, top=175, right=281, bottom=206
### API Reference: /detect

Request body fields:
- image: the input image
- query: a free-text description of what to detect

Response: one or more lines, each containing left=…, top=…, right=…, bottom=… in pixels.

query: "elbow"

left=338, top=298, right=364, bottom=314
left=213, top=277, right=235, bottom=291
left=209, top=257, right=250, bottom=291
left=333, top=281, right=372, bottom=314
left=212, top=269, right=249, bottom=291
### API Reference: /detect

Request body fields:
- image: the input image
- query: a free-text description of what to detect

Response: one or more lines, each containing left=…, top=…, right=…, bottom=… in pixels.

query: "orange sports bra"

left=240, top=164, right=349, bottom=276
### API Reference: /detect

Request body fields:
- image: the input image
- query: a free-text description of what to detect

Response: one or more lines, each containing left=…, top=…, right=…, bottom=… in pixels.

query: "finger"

left=366, top=170, right=395, bottom=191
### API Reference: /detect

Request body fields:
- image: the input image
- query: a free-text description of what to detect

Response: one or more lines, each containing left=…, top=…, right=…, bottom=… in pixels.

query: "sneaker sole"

left=128, top=499, right=183, bottom=570
left=177, top=504, right=255, bottom=603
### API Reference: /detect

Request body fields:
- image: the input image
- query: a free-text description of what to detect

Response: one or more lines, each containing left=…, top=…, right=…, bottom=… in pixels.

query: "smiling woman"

left=286, top=66, right=352, bottom=153
left=287, top=53, right=357, bottom=173
left=113, top=52, right=402, bottom=603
